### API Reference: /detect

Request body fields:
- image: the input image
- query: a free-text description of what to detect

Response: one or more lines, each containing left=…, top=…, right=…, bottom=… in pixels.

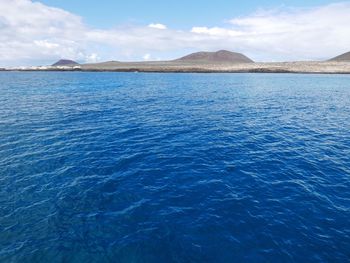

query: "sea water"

left=0, top=72, right=349, bottom=262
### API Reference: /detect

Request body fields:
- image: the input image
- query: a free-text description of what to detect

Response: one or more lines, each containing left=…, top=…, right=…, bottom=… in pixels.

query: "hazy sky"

left=0, top=0, right=349, bottom=66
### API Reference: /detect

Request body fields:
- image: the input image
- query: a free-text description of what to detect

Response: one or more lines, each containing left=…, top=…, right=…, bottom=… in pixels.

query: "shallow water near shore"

left=1, top=72, right=349, bottom=262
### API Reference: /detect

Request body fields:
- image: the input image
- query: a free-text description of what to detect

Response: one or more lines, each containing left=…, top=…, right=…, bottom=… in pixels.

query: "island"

left=5, top=50, right=350, bottom=74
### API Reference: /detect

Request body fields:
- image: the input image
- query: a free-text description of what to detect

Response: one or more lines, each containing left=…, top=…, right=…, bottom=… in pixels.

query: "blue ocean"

left=0, top=72, right=349, bottom=262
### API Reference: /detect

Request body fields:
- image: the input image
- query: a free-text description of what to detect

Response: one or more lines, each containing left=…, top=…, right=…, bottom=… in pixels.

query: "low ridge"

left=175, top=50, right=254, bottom=63
left=329, top=52, right=350, bottom=62
left=52, top=59, right=79, bottom=66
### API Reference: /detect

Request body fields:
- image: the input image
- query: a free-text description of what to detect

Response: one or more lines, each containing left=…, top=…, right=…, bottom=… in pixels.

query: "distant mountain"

left=329, top=52, right=350, bottom=62
left=52, top=59, right=79, bottom=66
left=175, top=50, right=254, bottom=63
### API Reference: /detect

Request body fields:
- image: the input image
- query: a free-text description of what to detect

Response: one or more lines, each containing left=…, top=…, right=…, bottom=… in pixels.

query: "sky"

left=0, top=0, right=349, bottom=66
left=39, top=0, right=336, bottom=29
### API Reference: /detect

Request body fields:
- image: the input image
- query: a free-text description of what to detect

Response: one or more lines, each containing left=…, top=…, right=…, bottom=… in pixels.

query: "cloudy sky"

left=0, top=0, right=349, bottom=66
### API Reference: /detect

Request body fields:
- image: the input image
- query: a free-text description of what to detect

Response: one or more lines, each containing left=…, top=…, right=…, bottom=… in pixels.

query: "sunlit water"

left=1, top=72, right=349, bottom=262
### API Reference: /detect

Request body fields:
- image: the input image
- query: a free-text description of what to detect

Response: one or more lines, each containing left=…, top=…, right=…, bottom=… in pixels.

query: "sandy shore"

left=8, top=61, right=350, bottom=74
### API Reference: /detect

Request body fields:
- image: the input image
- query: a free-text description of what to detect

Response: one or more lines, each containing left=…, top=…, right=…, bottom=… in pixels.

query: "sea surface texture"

left=0, top=72, right=349, bottom=263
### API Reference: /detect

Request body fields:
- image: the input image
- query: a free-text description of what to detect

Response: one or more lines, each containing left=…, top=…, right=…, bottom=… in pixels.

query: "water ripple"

left=0, top=72, right=350, bottom=262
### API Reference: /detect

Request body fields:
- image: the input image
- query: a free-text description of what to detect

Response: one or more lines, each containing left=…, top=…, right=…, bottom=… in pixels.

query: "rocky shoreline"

left=4, top=50, right=350, bottom=74
left=6, top=61, right=350, bottom=74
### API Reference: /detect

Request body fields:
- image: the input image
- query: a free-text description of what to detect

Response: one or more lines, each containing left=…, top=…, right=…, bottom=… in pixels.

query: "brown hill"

left=175, top=50, right=254, bottom=63
left=52, top=59, right=79, bottom=66
left=329, top=52, right=350, bottom=62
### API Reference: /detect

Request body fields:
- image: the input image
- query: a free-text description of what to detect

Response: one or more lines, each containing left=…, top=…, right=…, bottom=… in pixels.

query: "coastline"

left=4, top=61, right=350, bottom=74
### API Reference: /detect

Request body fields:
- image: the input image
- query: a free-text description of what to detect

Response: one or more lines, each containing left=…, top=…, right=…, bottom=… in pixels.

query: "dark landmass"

left=175, top=50, right=254, bottom=63
left=52, top=59, right=79, bottom=66
left=329, top=52, right=350, bottom=62
left=6, top=50, right=350, bottom=74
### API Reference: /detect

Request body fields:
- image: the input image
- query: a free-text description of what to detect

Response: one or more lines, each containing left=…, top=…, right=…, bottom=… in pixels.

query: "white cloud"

left=0, top=0, right=94, bottom=65
left=189, top=3, right=350, bottom=61
left=148, top=23, right=167, bottom=30
left=191, top=27, right=243, bottom=37
left=0, top=0, right=350, bottom=66
left=85, top=53, right=100, bottom=63
left=33, top=40, right=59, bottom=49
left=143, top=53, right=151, bottom=61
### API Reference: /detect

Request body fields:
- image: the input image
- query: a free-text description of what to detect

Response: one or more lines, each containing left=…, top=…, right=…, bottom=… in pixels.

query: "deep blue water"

left=0, top=72, right=350, bottom=263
